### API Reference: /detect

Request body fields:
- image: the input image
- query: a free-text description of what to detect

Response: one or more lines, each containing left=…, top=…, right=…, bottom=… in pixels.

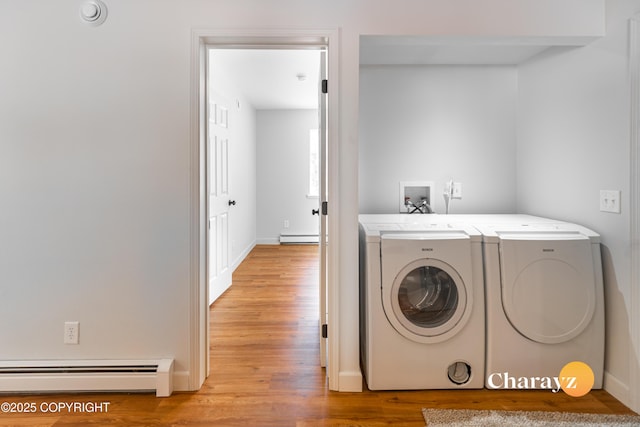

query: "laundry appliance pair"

left=358, top=214, right=604, bottom=391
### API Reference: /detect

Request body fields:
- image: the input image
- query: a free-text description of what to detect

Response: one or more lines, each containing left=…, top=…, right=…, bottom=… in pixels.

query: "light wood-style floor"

left=0, top=245, right=635, bottom=426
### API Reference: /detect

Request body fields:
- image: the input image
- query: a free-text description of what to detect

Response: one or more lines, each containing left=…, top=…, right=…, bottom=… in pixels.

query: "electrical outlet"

left=600, top=190, right=621, bottom=214
left=64, top=321, right=79, bottom=345
left=284, top=220, right=290, bottom=229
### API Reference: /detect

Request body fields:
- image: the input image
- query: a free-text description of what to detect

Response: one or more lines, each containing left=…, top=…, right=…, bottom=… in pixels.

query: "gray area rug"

left=422, top=408, right=640, bottom=426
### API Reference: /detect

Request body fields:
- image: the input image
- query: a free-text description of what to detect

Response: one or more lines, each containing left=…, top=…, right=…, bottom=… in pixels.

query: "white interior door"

left=318, top=50, right=329, bottom=369
left=208, top=91, right=233, bottom=305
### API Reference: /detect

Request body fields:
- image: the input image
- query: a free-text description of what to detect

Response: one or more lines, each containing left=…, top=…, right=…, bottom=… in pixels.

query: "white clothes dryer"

left=359, top=215, right=485, bottom=390
left=474, top=220, right=605, bottom=390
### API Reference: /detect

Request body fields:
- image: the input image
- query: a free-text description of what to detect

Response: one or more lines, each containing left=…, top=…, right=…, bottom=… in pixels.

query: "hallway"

left=209, top=244, right=324, bottom=397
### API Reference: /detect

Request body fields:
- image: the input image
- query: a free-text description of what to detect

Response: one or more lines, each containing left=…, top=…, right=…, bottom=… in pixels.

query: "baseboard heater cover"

left=0, top=359, right=174, bottom=397
left=279, top=234, right=319, bottom=244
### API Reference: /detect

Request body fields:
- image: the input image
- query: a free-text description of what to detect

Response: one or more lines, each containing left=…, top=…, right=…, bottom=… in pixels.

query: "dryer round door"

left=500, top=237, right=596, bottom=344
left=382, top=258, right=469, bottom=343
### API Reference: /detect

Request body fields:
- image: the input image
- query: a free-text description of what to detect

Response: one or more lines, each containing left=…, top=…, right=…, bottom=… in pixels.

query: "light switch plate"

left=452, top=182, right=462, bottom=199
left=600, top=190, right=621, bottom=213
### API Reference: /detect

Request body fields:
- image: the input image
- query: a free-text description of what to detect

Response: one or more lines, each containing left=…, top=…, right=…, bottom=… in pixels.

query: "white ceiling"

left=210, top=49, right=321, bottom=110
left=210, top=38, right=557, bottom=110
left=360, top=36, right=552, bottom=65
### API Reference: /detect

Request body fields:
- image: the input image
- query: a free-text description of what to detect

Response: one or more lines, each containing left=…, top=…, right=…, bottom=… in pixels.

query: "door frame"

left=629, top=15, right=640, bottom=414
left=189, top=27, right=341, bottom=391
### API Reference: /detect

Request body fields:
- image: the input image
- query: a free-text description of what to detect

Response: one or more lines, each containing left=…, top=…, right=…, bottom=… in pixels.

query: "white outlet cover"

left=64, top=321, right=80, bottom=345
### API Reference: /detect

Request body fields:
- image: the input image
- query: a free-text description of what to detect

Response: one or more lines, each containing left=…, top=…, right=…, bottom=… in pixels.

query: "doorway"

left=190, top=29, right=339, bottom=391
left=206, top=45, right=327, bottom=358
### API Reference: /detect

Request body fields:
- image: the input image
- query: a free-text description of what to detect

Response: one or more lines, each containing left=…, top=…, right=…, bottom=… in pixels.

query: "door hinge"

left=321, top=201, right=328, bottom=216
left=322, top=324, right=328, bottom=338
left=322, top=79, right=328, bottom=94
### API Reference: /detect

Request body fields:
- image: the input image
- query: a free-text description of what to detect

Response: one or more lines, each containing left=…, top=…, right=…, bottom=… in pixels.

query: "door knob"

left=228, top=200, right=236, bottom=206
left=312, top=209, right=319, bottom=216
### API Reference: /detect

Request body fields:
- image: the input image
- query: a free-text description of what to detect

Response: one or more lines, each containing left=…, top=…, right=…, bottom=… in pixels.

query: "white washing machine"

left=474, top=220, right=605, bottom=389
left=359, top=215, right=485, bottom=390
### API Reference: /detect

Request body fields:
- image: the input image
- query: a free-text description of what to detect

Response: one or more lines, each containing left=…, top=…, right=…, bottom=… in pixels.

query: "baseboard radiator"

left=0, top=359, right=174, bottom=397
left=279, top=233, right=319, bottom=244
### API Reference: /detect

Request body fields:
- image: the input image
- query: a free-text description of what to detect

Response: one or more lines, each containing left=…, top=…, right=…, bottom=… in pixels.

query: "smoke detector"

left=80, top=0, right=108, bottom=26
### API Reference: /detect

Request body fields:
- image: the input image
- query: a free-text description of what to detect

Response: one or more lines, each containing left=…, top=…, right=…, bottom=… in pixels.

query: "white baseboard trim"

left=338, top=370, right=363, bottom=392
left=604, top=370, right=630, bottom=407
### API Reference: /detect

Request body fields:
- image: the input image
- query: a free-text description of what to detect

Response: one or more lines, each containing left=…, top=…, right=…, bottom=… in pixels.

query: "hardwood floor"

left=0, top=245, right=635, bottom=426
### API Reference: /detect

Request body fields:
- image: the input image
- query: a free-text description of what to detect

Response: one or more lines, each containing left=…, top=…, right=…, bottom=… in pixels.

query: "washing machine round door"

left=385, top=258, right=468, bottom=342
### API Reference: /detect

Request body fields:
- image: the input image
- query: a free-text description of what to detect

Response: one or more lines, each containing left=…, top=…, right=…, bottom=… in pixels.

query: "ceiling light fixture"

left=80, top=0, right=108, bottom=26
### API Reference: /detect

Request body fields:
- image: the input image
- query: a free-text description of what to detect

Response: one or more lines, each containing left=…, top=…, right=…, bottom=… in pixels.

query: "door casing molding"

left=628, top=15, right=640, bottom=414
left=189, top=27, right=341, bottom=391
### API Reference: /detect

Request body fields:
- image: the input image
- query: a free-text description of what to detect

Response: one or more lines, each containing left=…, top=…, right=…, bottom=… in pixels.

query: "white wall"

left=517, top=0, right=639, bottom=406
left=256, top=110, right=319, bottom=244
left=359, top=65, right=518, bottom=214
left=0, top=2, right=194, bottom=385
left=0, top=0, right=606, bottom=393
left=229, top=103, right=257, bottom=267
